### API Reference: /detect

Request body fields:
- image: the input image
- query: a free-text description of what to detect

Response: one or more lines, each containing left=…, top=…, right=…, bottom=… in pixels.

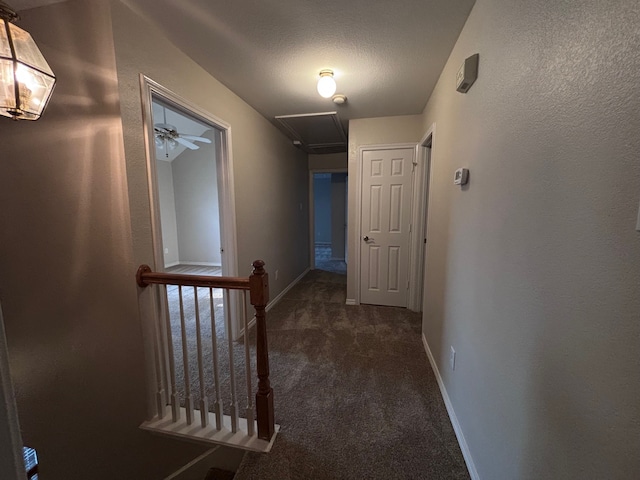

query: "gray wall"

left=172, top=131, right=221, bottom=265
left=0, top=1, right=210, bottom=478
left=109, top=0, right=309, bottom=295
left=308, top=152, right=348, bottom=170
left=314, top=174, right=332, bottom=244
left=157, top=160, right=180, bottom=266
left=330, top=173, right=347, bottom=259
left=419, top=0, right=640, bottom=478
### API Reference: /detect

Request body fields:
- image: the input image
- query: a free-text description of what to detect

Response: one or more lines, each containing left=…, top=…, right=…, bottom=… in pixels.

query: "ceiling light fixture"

left=0, top=1, right=56, bottom=120
left=317, top=69, right=336, bottom=98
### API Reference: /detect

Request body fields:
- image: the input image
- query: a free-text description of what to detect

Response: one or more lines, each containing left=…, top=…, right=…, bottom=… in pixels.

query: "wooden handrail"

left=136, top=264, right=250, bottom=290
left=135, top=260, right=275, bottom=442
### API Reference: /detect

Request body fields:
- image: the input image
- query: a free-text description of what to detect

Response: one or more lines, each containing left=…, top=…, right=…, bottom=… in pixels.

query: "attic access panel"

left=275, top=112, right=347, bottom=154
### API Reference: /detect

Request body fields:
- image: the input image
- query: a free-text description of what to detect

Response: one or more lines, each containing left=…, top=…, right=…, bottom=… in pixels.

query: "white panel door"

left=360, top=148, right=414, bottom=307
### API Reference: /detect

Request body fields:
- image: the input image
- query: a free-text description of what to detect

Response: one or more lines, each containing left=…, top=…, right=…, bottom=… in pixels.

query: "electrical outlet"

left=275, top=269, right=279, bottom=280
left=450, top=346, right=456, bottom=371
left=164, top=247, right=169, bottom=255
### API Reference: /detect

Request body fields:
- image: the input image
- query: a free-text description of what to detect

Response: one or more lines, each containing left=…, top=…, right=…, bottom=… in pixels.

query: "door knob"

left=363, top=236, right=370, bottom=241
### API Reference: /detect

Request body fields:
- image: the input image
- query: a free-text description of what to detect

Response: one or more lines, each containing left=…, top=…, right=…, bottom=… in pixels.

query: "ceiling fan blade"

left=180, top=135, right=212, bottom=144
left=154, top=123, right=176, bottom=132
left=175, top=137, right=199, bottom=150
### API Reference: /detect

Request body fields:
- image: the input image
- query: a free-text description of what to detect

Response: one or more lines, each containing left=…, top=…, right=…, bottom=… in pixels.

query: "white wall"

left=346, top=115, right=423, bottom=301
left=420, top=0, right=640, bottom=478
left=157, top=160, right=180, bottom=266
left=172, top=131, right=221, bottom=265
left=0, top=1, right=211, bottom=478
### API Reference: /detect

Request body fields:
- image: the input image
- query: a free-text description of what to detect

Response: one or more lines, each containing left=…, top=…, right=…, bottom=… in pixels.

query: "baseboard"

left=345, top=299, right=356, bottom=306
left=422, top=333, right=480, bottom=480
left=164, top=261, right=180, bottom=268
left=242, top=267, right=310, bottom=336
left=178, top=261, right=222, bottom=267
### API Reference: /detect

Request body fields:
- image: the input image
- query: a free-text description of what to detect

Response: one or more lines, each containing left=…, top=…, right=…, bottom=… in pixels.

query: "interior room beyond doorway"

left=312, top=172, right=348, bottom=275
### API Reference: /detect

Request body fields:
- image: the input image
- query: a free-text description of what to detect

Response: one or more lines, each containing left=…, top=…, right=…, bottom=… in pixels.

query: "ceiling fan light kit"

left=0, top=0, right=56, bottom=120
left=154, top=104, right=212, bottom=158
left=317, top=69, right=336, bottom=98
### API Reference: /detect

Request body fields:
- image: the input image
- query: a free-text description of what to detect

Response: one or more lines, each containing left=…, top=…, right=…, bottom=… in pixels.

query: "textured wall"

left=420, top=0, right=640, bottom=478
left=0, top=1, right=209, bottom=478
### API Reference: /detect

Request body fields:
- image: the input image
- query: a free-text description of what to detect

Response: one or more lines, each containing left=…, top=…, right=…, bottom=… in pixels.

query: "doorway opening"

left=309, top=170, right=348, bottom=275
left=140, top=76, right=241, bottom=340
left=411, top=129, right=433, bottom=312
left=152, top=98, right=222, bottom=277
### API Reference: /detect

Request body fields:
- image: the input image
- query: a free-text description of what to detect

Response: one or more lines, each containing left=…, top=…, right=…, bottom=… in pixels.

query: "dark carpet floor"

left=233, top=269, right=470, bottom=480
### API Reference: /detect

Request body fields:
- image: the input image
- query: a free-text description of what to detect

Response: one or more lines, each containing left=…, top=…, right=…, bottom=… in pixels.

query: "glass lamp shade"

left=0, top=19, right=55, bottom=120
left=317, top=73, right=336, bottom=98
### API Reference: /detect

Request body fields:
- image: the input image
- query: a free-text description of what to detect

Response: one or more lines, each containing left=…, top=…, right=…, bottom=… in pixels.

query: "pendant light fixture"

left=0, top=1, right=56, bottom=120
left=317, top=69, right=336, bottom=98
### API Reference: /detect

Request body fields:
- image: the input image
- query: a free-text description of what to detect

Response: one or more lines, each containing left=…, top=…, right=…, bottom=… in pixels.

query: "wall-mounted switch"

left=164, top=247, right=169, bottom=254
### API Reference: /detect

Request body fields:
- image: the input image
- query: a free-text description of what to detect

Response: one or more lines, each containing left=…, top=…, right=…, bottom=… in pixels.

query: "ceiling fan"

left=154, top=123, right=212, bottom=153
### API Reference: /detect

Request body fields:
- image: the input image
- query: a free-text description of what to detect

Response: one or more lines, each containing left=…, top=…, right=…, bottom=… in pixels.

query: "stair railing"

left=135, top=260, right=275, bottom=444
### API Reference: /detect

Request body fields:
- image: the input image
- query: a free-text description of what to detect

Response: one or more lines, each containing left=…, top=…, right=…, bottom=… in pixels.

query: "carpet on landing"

left=233, top=269, right=470, bottom=480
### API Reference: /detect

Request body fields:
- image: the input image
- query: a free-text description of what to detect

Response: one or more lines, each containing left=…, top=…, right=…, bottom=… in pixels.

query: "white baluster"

left=209, top=287, right=223, bottom=430
left=153, top=286, right=168, bottom=420
left=178, top=286, right=194, bottom=425
left=242, top=290, right=255, bottom=436
left=163, top=285, right=180, bottom=422
left=225, top=289, right=239, bottom=433
left=194, top=287, right=209, bottom=428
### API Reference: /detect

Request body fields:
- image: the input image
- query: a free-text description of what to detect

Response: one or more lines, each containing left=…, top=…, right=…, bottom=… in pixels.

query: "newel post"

left=249, top=260, right=274, bottom=440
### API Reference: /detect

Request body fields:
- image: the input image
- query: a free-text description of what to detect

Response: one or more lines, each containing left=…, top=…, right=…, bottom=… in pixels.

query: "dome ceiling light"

left=317, top=69, right=336, bottom=98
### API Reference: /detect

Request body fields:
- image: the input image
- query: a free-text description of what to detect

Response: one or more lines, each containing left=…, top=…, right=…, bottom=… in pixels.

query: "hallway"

left=233, top=270, right=469, bottom=479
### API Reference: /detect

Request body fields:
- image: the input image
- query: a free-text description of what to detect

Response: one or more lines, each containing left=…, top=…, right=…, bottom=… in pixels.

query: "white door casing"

left=359, top=147, right=414, bottom=307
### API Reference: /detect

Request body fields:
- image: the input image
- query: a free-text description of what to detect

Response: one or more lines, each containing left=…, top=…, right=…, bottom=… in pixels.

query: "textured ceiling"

left=13, top=0, right=476, bottom=146
left=125, top=0, right=475, bottom=132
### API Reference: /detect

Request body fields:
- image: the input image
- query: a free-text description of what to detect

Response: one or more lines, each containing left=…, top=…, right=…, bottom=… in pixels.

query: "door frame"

left=354, top=143, right=419, bottom=307
left=139, top=75, right=241, bottom=337
left=409, top=124, right=435, bottom=311
left=308, top=168, right=348, bottom=270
